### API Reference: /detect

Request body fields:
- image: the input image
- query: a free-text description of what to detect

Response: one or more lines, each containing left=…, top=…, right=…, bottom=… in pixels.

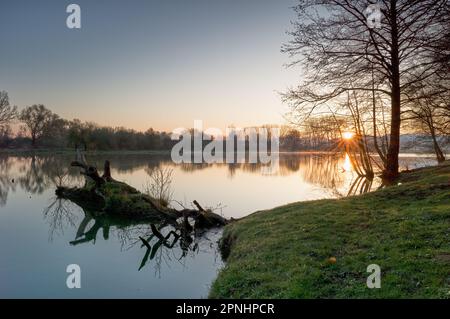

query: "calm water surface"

left=0, top=153, right=437, bottom=298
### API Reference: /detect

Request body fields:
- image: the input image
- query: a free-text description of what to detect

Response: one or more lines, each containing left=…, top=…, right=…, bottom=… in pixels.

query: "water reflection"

left=0, top=156, right=16, bottom=206
left=0, top=152, right=438, bottom=208
left=0, top=155, right=84, bottom=206
left=0, top=152, right=440, bottom=297
left=43, top=198, right=78, bottom=241
left=347, top=176, right=375, bottom=196
left=43, top=196, right=220, bottom=274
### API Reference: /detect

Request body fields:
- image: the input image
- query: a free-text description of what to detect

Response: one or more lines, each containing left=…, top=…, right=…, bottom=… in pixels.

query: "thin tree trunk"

left=371, top=64, right=387, bottom=166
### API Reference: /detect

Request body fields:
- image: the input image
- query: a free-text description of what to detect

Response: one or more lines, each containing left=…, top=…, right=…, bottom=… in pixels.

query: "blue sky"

left=0, top=0, right=300, bottom=131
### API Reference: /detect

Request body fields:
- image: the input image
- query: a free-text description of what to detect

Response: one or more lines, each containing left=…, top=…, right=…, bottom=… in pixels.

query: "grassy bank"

left=210, top=163, right=450, bottom=298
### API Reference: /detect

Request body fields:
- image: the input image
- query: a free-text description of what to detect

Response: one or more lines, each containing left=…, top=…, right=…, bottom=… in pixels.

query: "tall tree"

left=0, top=91, right=17, bottom=127
left=283, top=0, right=449, bottom=179
left=19, top=104, right=61, bottom=147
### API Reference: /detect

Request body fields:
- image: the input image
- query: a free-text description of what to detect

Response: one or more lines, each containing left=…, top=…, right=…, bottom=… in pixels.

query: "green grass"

left=210, top=162, right=450, bottom=299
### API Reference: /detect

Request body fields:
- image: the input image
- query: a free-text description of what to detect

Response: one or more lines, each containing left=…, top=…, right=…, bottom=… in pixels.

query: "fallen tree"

left=56, top=151, right=228, bottom=230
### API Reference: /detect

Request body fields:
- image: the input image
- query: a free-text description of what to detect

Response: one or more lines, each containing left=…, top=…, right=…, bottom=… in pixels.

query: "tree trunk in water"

left=384, top=0, right=401, bottom=181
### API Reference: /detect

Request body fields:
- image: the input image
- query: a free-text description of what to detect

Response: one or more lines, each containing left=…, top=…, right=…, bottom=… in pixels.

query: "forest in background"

left=0, top=91, right=448, bottom=153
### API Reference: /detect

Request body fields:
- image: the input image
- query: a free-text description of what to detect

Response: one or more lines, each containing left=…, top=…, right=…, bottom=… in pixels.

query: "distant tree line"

left=0, top=90, right=447, bottom=153
left=0, top=90, right=341, bottom=152
left=0, top=92, right=175, bottom=151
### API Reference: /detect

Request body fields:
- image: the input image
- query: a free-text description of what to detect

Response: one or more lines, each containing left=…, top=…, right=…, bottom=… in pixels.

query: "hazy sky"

left=0, top=0, right=300, bottom=132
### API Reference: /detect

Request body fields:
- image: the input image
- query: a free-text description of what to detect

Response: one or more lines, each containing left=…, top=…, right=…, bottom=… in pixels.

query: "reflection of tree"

left=0, top=153, right=349, bottom=209
left=18, top=156, right=48, bottom=194
left=0, top=153, right=367, bottom=196
left=42, top=197, right=216, bottom=276
left=347, top=176, right=375, bottom=197
left=0, top=156, right=16, bottom=206
left=299, top=154, right=385, bottom=196
left=1, top=153, right=432, bottom=209
left=1, top=155, right=84, bottom=201
left=137, top=223, right=198, bottom=273
left=15, top=155, right=81, bottom=194
left=299, top=154, right=346, bottom=190
left=278, top=155, right=301, bottom=175
left=81, top=154, right=172, bottom=175
left=43, top=198, right=78, bottom=241
left=0, top=154, right=85, bottom=207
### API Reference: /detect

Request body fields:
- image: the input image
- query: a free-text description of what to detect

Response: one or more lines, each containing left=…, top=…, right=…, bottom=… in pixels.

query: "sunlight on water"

left=343, top=153, right=353, bottom=172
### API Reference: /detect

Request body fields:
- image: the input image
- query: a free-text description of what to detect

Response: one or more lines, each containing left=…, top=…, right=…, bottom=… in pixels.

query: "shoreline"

left=210, top=162, right=450, bottom=298
left=0, top=148, right=445, bottom=158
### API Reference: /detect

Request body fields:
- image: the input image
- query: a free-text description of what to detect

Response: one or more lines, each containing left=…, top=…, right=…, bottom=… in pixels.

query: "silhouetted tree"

left=0, top=91, right=17, bottom=127
left=19, top=104, right=62, bottom=147
left=412, top=103, right=446, bottom=163
left=283, top=0, right=449, bottom=179
left=404, top=83, right=450, bottom=163
left=0, top=125, right=13, bottom=148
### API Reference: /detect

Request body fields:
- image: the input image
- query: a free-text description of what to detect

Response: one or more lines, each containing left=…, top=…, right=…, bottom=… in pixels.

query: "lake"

left=0, top=152, right=438, bottom=298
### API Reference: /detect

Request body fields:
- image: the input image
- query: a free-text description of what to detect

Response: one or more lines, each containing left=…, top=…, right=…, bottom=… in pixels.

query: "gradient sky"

left=0, top=0, right=301, bottom=132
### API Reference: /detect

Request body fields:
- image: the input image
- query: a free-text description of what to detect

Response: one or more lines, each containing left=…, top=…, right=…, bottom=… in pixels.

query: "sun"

left=342, top=132, right=354, bottom=140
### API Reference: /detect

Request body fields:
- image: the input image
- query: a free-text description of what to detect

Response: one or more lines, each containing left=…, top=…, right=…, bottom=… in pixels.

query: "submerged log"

left=57, top=156, right=228, bottom=230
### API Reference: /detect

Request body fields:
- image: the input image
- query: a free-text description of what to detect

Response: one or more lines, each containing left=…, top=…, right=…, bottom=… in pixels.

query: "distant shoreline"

left=0, top=148, right=445, bottom=158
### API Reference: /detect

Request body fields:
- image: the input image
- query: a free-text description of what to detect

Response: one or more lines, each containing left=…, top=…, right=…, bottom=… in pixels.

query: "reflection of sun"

left=342, top=132, right=354, bottom=140
left=343, top=153, right=353, bottom=172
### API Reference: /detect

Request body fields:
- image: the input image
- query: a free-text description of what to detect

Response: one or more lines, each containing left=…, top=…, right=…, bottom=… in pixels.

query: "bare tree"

left=0, top=91, right=17, bottom=127
left=144, top=166, right=174, bottom=208
left=283, top=0, right=449, bottom=179
left=414, top=104, right=446, bottom=163
left=19, top=104, right=61, bottom=147
left=405, top=87, right=449, bottom=163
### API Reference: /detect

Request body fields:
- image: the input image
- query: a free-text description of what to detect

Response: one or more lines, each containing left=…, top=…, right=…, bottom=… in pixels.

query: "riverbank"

left=210, top=162, right=450, bottom=298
